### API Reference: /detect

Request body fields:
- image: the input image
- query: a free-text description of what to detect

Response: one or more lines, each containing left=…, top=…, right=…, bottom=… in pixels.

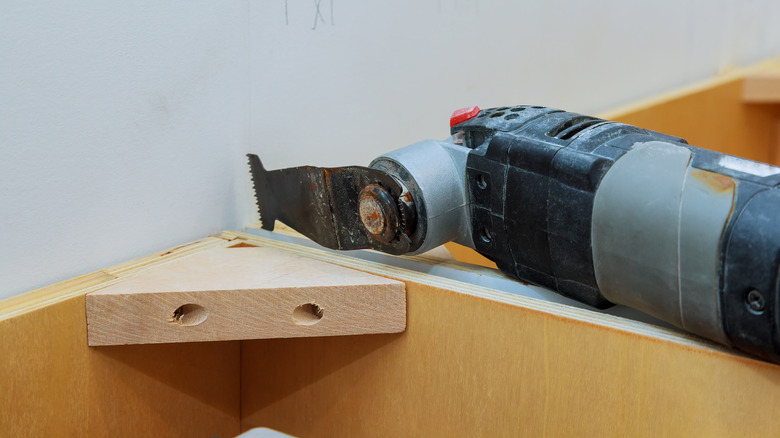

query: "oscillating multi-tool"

left=248, top=105, right=780, bottom=363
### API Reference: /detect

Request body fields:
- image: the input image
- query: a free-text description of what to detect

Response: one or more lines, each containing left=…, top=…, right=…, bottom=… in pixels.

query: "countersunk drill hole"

left=480, top=227, right=492, bottom=243
left=293, top=302, right=324, bottom=325
left=476, top=174, right=488, bottom=189
left=169, top=304, right=209, bottom=326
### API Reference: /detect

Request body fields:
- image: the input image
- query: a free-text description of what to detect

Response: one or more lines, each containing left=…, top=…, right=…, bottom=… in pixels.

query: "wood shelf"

left=86, top=244, right=405, bottom=346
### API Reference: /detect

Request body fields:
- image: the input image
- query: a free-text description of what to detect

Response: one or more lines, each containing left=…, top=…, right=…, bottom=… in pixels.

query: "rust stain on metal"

left=323, top=167, right=345, bottom=175
left=692, top=170, right=735, bottom=194
left=359, top=195, right=388, bottom=236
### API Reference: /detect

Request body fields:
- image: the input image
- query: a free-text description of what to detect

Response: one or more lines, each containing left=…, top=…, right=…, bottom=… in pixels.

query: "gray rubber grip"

left=592, top=141, right=734, bottom=344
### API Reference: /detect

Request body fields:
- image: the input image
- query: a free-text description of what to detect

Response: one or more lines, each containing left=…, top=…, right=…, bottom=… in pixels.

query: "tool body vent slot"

left=547, top=116, right=603, bottom=140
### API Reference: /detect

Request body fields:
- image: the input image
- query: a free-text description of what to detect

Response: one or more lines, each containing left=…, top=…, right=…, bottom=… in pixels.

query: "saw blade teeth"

left=247, top=155, right=263, bottom=227
left=247, top=153, right=278, bottom=231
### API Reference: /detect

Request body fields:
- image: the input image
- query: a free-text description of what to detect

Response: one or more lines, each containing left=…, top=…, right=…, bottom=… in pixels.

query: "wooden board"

left=5, top=229, right=780, bottom=437
left=0, top=237, right=241, bottom=437
left=226, top=231, right=780, bottom=437
left=743, top=71, right=780, bottom=103
left=444, top=241, right=497, bottom=269
left=86, top=245, right=406, bottom=346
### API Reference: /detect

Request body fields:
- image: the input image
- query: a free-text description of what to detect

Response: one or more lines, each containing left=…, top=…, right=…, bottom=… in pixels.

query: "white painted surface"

left=1, top=1, right=249, bottom=298
left=248, top=0, right=780, bottom=169
left=2, top=0, right=780, bottom=299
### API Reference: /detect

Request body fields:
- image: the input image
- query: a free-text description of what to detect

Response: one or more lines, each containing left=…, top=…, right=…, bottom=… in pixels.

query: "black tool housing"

left=454, top=105, right=780, bottom=362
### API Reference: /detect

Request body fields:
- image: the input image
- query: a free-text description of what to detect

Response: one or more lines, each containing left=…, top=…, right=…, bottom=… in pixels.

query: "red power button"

left=450, top=106, right=481, bottom=127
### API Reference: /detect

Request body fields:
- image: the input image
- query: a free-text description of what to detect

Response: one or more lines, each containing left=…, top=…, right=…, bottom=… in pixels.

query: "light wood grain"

left=0, top=237, right=241, bottom=437
left=743, top=72, right=780, bottom=103
left=444, top=241, right=497, bottom=269
left=86, top=245, right=406, bottom=346
left=5, top=229, right=780, bottom=437
left=227, top=231, right=780, bottom=438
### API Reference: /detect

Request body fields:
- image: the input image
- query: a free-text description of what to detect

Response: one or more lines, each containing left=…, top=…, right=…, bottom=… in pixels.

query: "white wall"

left=1, top=1, right=250, bottom=298
left=2, top=0, right=780, bottom=299
left=249, top=0, right=780, bottom=170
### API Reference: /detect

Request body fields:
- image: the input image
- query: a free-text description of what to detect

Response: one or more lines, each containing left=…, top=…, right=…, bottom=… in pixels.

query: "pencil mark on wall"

left=282, top=1, right=336, bottom=29
left=312, top=0, right=326, bottom=30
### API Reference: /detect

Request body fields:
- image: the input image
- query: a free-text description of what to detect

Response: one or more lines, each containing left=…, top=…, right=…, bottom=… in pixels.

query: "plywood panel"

left=5, top=226, right=780, bottom=436
left=743, top=72, right=780, bottom=103
left=87, top=246, right=405, bottom=346
left=0, top=237, right=241, bottom=437
left=443, top=242, right=497, bottom=269
left=230, top=231, right=780, bottom=437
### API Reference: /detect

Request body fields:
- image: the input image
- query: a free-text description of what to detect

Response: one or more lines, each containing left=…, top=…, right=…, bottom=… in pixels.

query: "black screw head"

left=747, top=289, right=766, bottom=314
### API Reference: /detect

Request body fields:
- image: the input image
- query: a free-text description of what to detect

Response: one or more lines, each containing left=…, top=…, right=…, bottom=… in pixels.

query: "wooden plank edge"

left=86, top=284, right=406, bottom=346
left=245, top=221, right=499, bottom=276
left=598, top=58, right=780, bottom=120
left=221, top=231, right=693, bottom=341
left=443, top=242, right=497, bottom=269
left=221, top=229, right=773, bottom=369
left=85, top=244, right=406, bottom=346
left=743, top=73, right=780, bottom=103
left=0, top=236, right=230, bottom=322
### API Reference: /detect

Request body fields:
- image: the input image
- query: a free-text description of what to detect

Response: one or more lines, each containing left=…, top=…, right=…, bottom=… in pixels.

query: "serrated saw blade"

left=247, top=154, right=412, bottom=254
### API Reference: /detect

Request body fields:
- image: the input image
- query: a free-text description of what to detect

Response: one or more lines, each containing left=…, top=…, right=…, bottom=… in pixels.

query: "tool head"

left=247, top=154, right=419, bottom=255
